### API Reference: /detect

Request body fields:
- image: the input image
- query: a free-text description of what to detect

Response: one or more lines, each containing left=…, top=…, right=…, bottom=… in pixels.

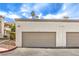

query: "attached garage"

left=15, top=19, right=79, bottom=48
left=22, top=32, right=56, bottom=47
left=66, top=32, right=79, bottom=47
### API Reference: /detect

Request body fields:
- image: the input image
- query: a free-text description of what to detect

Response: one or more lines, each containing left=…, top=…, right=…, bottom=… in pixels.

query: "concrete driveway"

left=0, top=48, right=79, bottom=56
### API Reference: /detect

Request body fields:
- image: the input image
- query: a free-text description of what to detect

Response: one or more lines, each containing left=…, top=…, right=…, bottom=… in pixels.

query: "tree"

left=31, top=11, right=39, bottom=19
left=31, top=11, right=36, bottom=19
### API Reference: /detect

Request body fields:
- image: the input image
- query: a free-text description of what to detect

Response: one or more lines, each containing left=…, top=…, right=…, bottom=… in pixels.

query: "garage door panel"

left=66, top=32, right=79, bottom=47
left=22, top=32, right=56, bottom=47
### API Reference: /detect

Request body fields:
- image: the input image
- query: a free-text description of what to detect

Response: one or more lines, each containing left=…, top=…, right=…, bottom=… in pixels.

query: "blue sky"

left=0, top=3, right=79, bottom=22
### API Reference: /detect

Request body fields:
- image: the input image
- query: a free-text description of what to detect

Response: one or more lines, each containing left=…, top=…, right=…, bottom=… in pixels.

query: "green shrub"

left=11, top=24, right=16, bottom=32
left=10, top=32, right=16, bottom=40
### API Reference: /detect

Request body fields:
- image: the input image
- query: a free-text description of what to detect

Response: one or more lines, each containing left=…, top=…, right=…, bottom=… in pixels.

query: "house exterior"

left=16, top=19, right=79, bottom=48
left=0, top=15, right=4, bottom=38
left=4, top=23, right=12, bottom=39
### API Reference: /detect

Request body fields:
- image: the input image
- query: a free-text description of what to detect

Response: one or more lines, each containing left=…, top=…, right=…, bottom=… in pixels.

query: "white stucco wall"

left=16, top=21, right=79, bottom=47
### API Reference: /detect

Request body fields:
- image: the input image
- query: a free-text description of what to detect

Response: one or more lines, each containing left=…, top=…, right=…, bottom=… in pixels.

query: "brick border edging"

left=0, top=46, right=17, bottom=53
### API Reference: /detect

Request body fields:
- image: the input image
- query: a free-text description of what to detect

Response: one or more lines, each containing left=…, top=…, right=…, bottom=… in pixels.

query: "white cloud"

left=20, top=4, right=33, bottom=18
left=59, top=3, right=79, bottom=19
left=20, top=4, right=33, bottom=13
left=6, top=14, right=21, bottom=19
left=43, top=11, right=68, bottom=19
left=20, top=3, right=49, bottom=18
left=37, top=13, right=43, bottom=19
left=21, top=3, right=68, bottom=19
left=22, top=12, right=30, bottom=18
left=43, top=3, right=79, bottom=19
left=0, top=11, right=7, bottom=16
left=2, top=3, right=79, bottom=21
left=20, top=4, right=31, bottom=12
left=33, top=3, right=49, bottom=11
left=20, top=3, right=49, bottom=12
left=0, top=11, right=21, bottom=19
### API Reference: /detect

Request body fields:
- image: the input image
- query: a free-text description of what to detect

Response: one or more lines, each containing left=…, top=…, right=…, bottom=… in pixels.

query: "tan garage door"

left=66, top=32, right=79, bottom=47
left=22, top=32, right=56, bottom=47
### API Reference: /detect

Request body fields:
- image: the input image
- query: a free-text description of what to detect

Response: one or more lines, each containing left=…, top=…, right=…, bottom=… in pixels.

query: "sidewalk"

left=1, top=48, right=79, bottom=56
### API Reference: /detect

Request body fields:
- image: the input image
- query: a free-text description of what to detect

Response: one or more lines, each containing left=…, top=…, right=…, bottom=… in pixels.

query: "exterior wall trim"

left=15, top=19, right=79, bottom=22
